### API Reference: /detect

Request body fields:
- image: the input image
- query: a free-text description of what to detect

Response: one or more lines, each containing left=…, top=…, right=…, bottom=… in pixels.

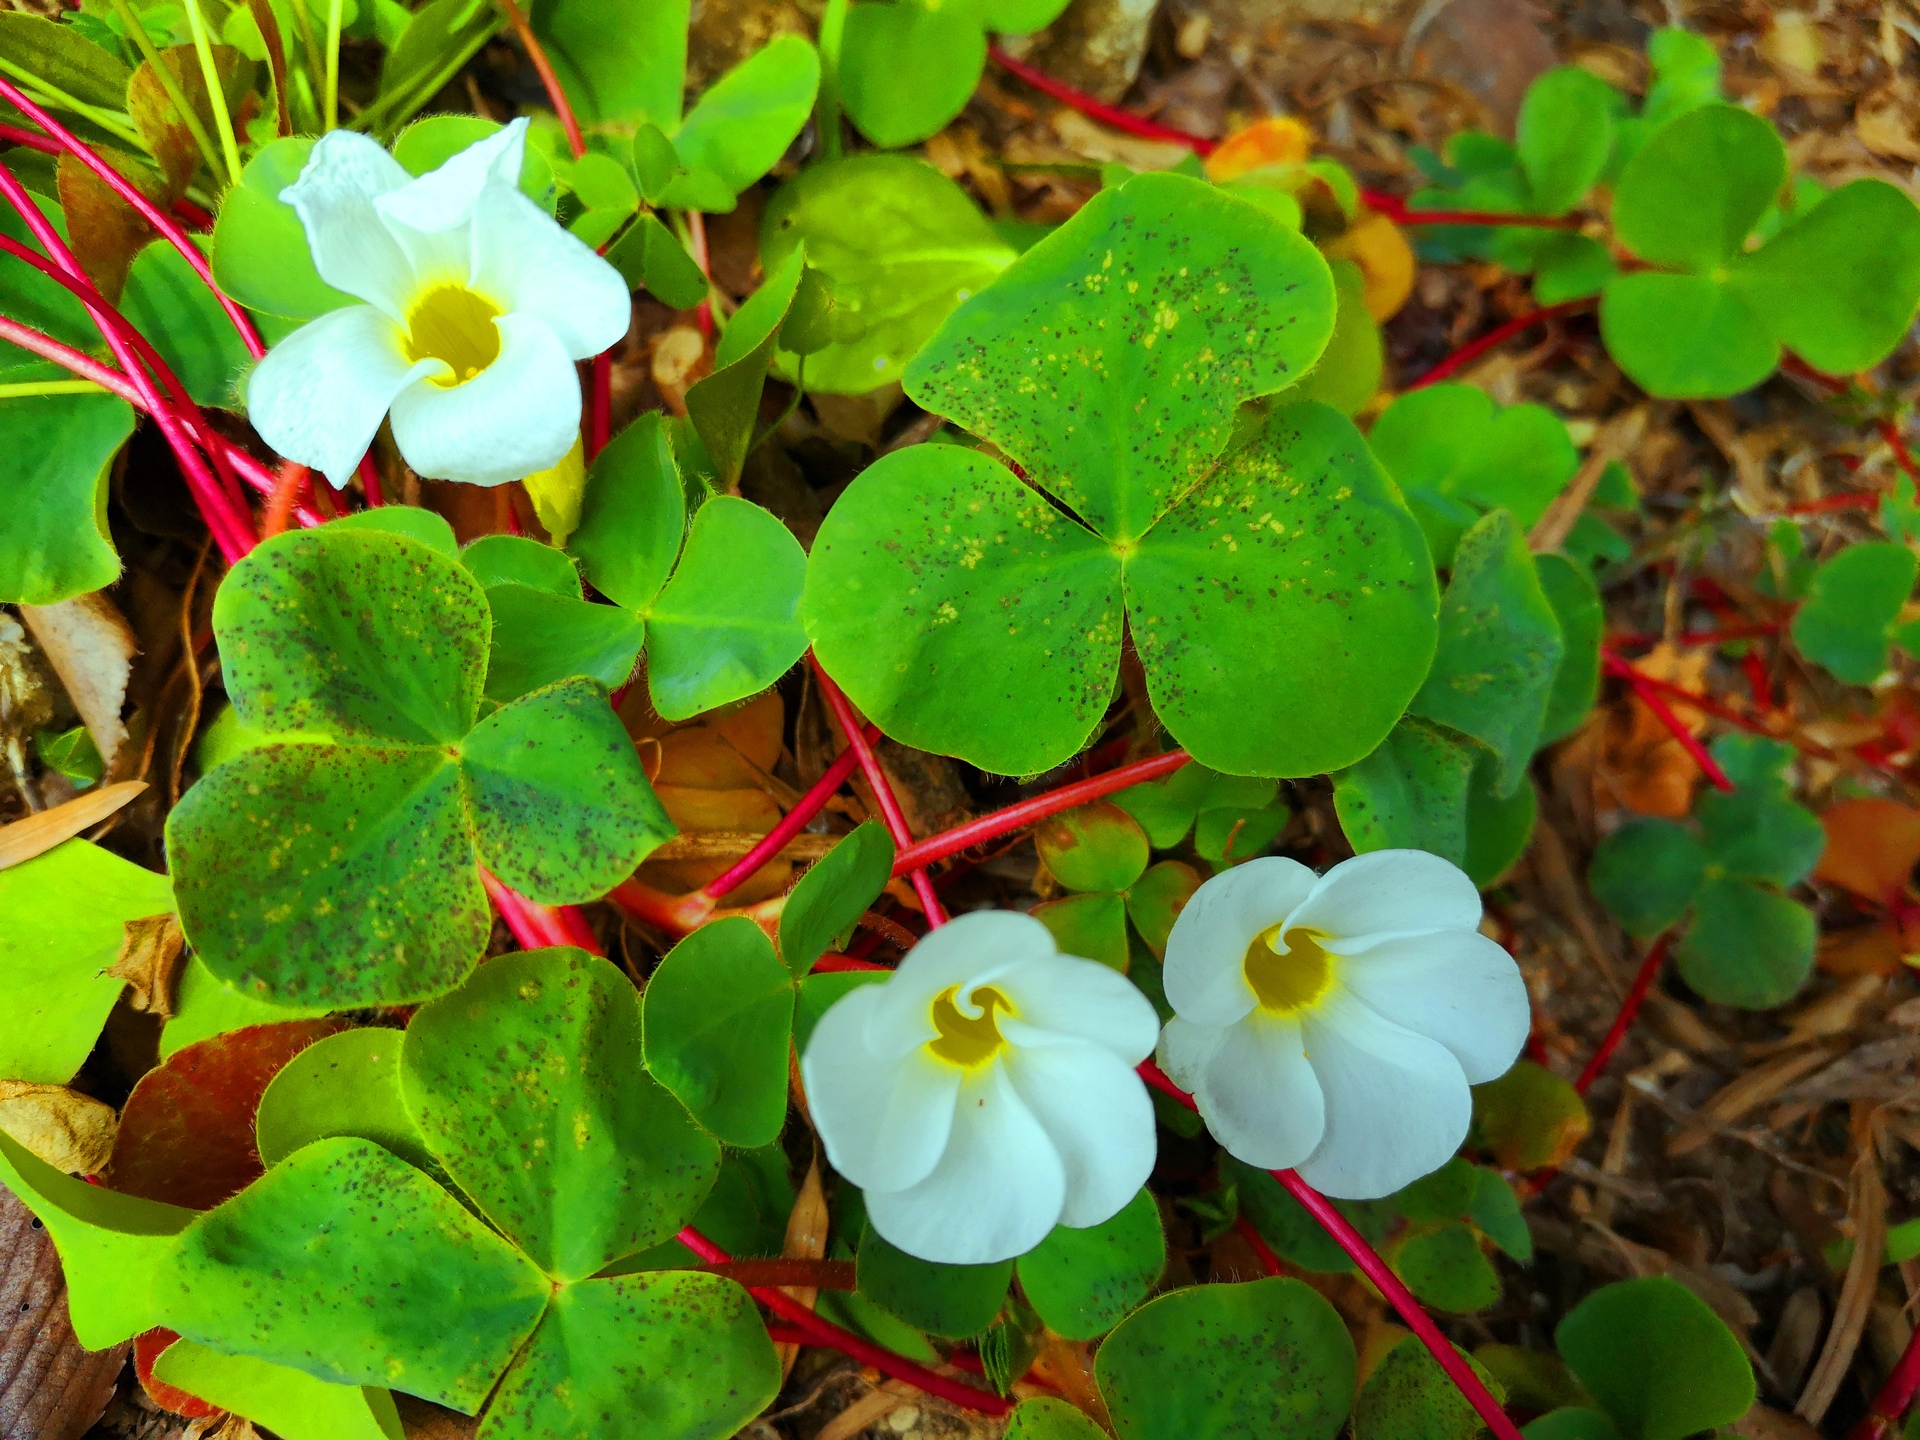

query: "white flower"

left=1157, top=850, right=1529, bottom=1200
left=246, top=119, right=629, bottom=489
left=801, top=911, right=1160, bottom=1265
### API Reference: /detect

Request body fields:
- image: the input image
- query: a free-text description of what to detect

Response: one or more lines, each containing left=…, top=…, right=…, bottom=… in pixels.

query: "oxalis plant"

left=2, top=4, right=1918, bottom=1439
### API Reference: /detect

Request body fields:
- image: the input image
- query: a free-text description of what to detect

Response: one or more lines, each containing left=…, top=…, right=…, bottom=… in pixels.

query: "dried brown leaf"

left=107, top=914, right=187, bottom=1017
left=0, top=1188, right=126, bottom=1440
left=0, top=1081, right=117, bottom=1175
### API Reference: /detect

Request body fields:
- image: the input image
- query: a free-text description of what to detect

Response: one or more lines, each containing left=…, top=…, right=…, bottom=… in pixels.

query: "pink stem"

left=588, top=351, right=612, bottom=461
left=893, top=748, right=1191, bottom=874
left=810, top=659, right=948, bottom=925
left=480, top=867, right=602, bottom=953
left=1232, top=1215, right=1285, bottom=1277
left=1600, top=655, right=1736, bottom=792
left=697, top=726, right=880, bottom=904
left=1361, top=191, right=1580, bottom=231
left=0, top=121, right=59, bottom=155
left=1854, top=1326, right=1920, bottom=1440
left=1137, top=1061, right=1523, bottom=1440
left=675, top=1226, right=1011, bottom=1415
left=987, top=45, right=1217, bottom=155
left=356, top=450, right=385, bottom=507
left=0, top=76, right=265, bottom=361
left=1408, top=300, right=1592, bottom=390
left=0, top=313, right=320, bottom=528
left=1575, top=934, right=1671, bottom=1093
left=0, top=163, right=254, bottom=561
left=688, top=210, right=713, bottom=337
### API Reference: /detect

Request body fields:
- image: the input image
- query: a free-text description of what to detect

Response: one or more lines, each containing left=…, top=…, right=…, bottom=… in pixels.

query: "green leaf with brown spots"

left=478, top=1272, right=779, bottom=1440
left=167, top=528, right=674, bottom=1009
left=402, top=947, right=719, bottom=1281
left=807, top=401, right=1436, bottom=777
left=907, top=172, right=1337, bottom=543
left=153, top=1137, right=550, bottom=1411
left=809, top=174, right=1436, bottom=777
left=1096, top=1277, right=1356, bottom=1440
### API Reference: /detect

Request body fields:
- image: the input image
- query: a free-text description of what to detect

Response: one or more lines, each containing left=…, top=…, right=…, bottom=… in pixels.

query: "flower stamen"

left=928, top=985, right=1012, bottom=1068
left=1244, top=925, right=1333, bottom=1014
left=405, top=284, right=502, bottom=385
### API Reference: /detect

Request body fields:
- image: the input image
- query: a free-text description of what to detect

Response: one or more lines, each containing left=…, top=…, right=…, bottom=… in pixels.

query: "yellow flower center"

left=927, top=985, right=1011, bottom=1068
left=1243, top=926, right=1334, bottom=1014
left=405, top=284, right=502, bottom=386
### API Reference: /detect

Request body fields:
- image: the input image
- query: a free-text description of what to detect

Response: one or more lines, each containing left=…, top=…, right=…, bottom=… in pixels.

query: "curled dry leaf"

left=18, top=591, right=138, bottom=777
left=0, top=1081, right=117, bottom=1176
left=107, top=914, right=188, bottom=1017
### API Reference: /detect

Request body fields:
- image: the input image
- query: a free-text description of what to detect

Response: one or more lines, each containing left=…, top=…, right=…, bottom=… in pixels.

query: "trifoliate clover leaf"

left=566, top=414, right=809, bottom=720
left=167, top=525, right=674, bottom=1008
left=807, top=173, right=1437, bottom=778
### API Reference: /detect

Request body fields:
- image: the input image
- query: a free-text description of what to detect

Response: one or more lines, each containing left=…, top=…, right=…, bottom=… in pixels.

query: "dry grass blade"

left=1796, top=1145, right=1887, bottom=1424
left=0, top=780, right=146, bottom=870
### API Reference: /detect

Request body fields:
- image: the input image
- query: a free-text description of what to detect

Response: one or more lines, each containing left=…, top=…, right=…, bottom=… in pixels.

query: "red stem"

left=497, top=0, right=585, bottom=160
left=1600, top=654, right=1736, bottom=792
left=987, top=45, right=1218, bottom=155
left=1232, top=1215, right=1285, bottom=1277
left=0, top=313, right=321, bottom=528
left=1137, top=1061, right=1523, bottom=1440
left=0, top=77, right=265, bottom=361
left=480, top=868, right=591, bottom=951
left=892, top=749, right=1191, bottom=874
left=811, top=659, right=949, bottom=926
left=1855, top=1321, right=1920, bottom=1440
left=675, top=1226, right=1011, bottom=1415
left=0, top=165, right=255, bottom=562
left=1409, top=300, right=1592, bottom=390
left=1361, top=190, right=1579, bottom=231
left=356, top=450, right=385, bottom=507
left=0, top=121, right=58, bottom=155
left=699, top=727, right=880, bottom=904
left=0, top=228, right=255, bottom=531
left=588, top=351, right=612, bottom=461
left=1574, top=934, right=1671, bottom=1093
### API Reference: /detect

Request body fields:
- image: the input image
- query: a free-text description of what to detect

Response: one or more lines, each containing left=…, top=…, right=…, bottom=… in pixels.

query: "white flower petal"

left=995, top=954, right=1161, bottom=1064
left=1155, top=1014, right=1225, bottom=1094
left=1285, top=850, right=1484, bottom=951
left=863, top=910, right=1054, bottom=1059
left=1296, top=990, right=1471, bottom=1199
left=1002, top=1040, right=1156, bottom=1228
left=863, top=1064, right=1067, bottom=1265
left=387, top=313, right=581, bottom=486
left=1339, top=929, right=1530, bottom=1083
left=469, top=182, right=632, bottom=359
left=246, top=304, right=436, bottom=488
left=801, top=983, right=960, bottom=1193
left=280, top=130, right=416, bottom=318
left=1187, top=1013, right=1325, bottom=1172
left=1162, top=856, right=1316, bottom=1026
left=373, top=118, right=529, bottom=285
left=380, top=116, right=527, bottom=234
